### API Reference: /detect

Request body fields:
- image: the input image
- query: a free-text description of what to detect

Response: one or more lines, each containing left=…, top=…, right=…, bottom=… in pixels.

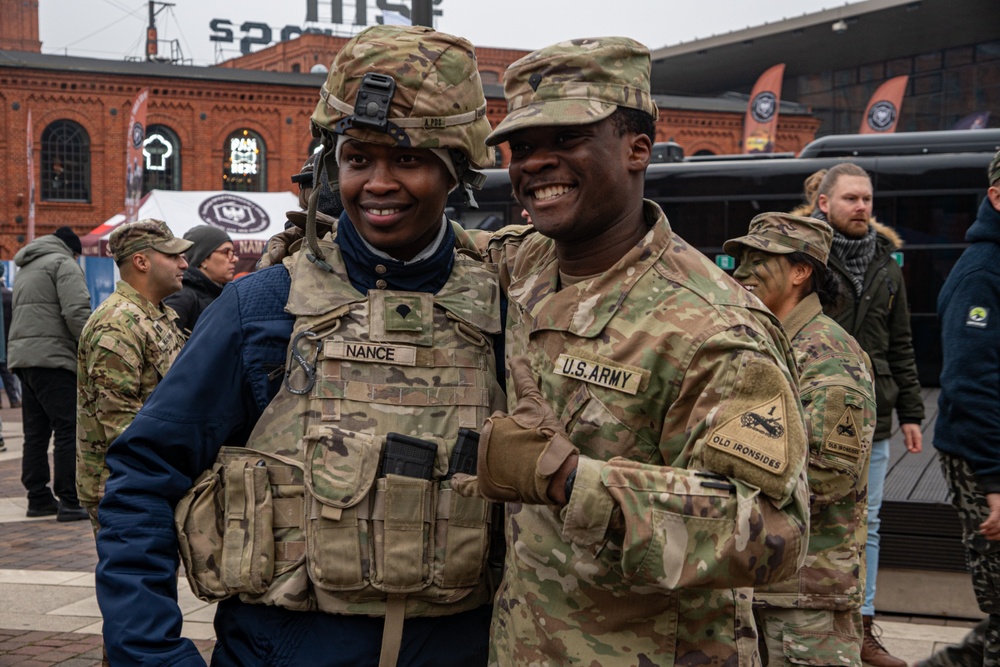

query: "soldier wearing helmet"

left=95, top=25, right=503, bottom=666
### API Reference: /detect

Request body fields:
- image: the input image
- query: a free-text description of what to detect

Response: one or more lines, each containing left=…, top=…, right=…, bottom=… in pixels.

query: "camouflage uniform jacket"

left=754, top=292, right=876, bottom=610
left=480, top=201, right=811, bottom=667
left=77, top=280, right=185, bottom=506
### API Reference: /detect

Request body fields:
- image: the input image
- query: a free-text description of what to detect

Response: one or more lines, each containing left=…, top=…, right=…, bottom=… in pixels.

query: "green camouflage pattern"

left=756, top=606, right=862, bottom=667
left=108, top=218, right=192, bottom=263
left=477, top=201, right=810, bottom=666
left=176, top=219, right=506, bottom=618
left=310, top=24, right=495, bottom=170
left=724, top=212, right=835, bottom=266
left=755, top=296, right=875, bottom=644
left=989, top=148, right=1000, bottom=185
left=77, top=280, right=186, bottom=507
left=486, top=36, right=658, bottom=146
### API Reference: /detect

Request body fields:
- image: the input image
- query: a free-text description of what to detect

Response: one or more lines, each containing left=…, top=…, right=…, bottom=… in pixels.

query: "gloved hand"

left=473, top=356, right=578, bottom=504
left=256, top=226, right=305, bottom=269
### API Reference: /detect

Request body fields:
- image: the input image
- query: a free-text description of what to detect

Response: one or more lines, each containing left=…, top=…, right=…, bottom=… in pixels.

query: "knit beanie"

left=53, top=226, right=82, bottom=255
left=183, top=226, right=232, bottom=269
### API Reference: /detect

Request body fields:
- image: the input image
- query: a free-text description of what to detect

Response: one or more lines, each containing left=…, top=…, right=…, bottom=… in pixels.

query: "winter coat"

left=162, top=267, right=223, bottom=335
left=825, top=221, right=924, bottom=440
left=934, top=197, right=1000, bottom=491
left=8, top=234, right=91, bottom=373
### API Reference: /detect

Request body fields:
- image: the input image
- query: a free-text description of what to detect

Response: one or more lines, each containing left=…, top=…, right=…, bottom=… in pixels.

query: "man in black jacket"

left=163, top=226, right=236, bottom=335
left=813, top=162, right=924, bottom=667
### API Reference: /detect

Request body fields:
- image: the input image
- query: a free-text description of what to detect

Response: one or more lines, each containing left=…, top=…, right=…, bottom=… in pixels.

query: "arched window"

left=142, top=124, right=182, bottom=193
left=479, top=70, right=500, bottom=85
left=41, top=120, right=90, bottom=201
left=223, top=129, right=267, bottom=192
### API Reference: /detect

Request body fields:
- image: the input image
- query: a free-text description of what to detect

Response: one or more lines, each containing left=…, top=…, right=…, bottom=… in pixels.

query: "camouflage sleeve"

left=81, top=329, right=145, bottom=451
left=800, top=375, right=876, bottom=508
left=559, top=331, right=810, bottom=591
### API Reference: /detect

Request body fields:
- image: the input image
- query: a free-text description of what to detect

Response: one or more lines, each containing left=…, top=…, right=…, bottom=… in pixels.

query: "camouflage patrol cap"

left=724, top=212, right=834, bottom=265
left=109, top=218, right=192, bottom=263
left=311, top=24, right=494, bottom=170
left=485, top=36, right=658, bottom=146
left=989, top=149, right=1000, bottom=185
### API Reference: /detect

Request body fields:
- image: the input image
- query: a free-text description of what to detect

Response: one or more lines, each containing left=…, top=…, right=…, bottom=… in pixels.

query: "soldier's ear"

left=132, top=252, right=149, bottom=273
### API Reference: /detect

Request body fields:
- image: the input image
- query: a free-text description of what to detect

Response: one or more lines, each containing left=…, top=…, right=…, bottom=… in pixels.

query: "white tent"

left=82, top=189, right=299, bottom=260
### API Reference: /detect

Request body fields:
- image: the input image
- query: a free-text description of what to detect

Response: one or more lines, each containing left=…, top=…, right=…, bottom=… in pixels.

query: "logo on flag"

left=750, top=92, right=777, bottom=123
left=867, top=101, right=897, bottom=132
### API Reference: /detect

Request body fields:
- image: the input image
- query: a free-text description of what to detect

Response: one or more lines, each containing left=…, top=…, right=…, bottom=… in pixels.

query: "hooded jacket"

left=8, top=234, right=91, bottom=373
left=824, top=220, right=924, bottom=440
left=934, top=196, right=1000, bottom=491
left=163, top=267, right=223, bottom=335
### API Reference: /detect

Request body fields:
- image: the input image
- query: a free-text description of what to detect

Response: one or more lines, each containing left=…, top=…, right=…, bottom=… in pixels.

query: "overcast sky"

left=39, top=0, right=845, bottom=66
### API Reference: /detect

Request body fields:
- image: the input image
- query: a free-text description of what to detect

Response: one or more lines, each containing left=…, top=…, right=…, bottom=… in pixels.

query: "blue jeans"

left=862, top=437, right=890, bottom=616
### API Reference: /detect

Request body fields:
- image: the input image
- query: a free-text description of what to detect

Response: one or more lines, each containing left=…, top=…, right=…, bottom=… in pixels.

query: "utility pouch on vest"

left=305, top=428, right=382, bottom=591
left=373, top=474, right=436, bottom=593
left=175, top=449, right=280, bottom=601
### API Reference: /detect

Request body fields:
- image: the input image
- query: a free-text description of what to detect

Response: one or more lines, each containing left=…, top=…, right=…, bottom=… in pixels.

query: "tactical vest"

left=176, top=230, right=504, bottom=620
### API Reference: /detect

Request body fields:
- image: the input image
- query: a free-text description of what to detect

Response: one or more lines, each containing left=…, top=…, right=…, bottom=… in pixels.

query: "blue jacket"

left=934, top=197, right=1000, bottom=492
left=95, top=217, right=498, bottom=666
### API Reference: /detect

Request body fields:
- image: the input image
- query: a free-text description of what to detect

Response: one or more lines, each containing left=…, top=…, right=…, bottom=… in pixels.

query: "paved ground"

left=0, top=402, right=983, bottom=665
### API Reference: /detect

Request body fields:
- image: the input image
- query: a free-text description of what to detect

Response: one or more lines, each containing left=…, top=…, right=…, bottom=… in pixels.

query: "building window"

left=41, top=120, right=90, bottom=202
left=142, top=124, right=181, bottom=193
left=479, top=70, right=499, bottom=85
left=223, top=129, right=266, bottom=192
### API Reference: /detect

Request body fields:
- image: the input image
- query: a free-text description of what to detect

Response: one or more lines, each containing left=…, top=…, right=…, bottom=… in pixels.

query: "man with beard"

left=813, top=162, right=924, bottom=667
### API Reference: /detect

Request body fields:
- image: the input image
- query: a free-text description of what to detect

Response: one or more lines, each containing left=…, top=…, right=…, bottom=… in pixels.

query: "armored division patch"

left=553, top=353, right=646, bottom=395
left=707, top=395, right=789, bottom=474
left=823, top=406, right=863, bottom=460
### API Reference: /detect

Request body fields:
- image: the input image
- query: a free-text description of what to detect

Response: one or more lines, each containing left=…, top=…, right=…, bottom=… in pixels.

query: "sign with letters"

left=210, top=1, right=444, bottom=55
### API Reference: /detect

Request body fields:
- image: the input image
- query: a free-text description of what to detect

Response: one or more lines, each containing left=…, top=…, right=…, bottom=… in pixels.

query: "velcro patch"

left=325, top=340, right=417, bottom=366
left=553, top=353, right=644, bottom=395
left=823, top=406, right=862, bottom=460
left=707, top=395, right=789, bottom=474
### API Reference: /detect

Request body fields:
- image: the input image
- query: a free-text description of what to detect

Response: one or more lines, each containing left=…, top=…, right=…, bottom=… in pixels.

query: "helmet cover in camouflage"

left=724, top=212, right=834, bottom=265
left=109, top=218, right=192, bottom=263
left=988, top=148, right=1000, bottom=185
left=485, top=36, right=658, bottom=146
left=311, top=24, right=494, bottom=170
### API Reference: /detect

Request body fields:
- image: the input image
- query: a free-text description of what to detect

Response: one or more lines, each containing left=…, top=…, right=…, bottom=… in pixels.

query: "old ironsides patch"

left=553, top=353, right=644, bottom=395
left=824, top=406, right=863, bottom=460
left=708, top=395, right=789, bottom=474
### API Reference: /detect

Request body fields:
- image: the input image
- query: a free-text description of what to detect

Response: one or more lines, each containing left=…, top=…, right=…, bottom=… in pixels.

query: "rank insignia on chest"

left=369, top=291, right=434, bottom=346
left=707, top=395, right=789, bottom=473
left=824, top=407, right=863, bottom=460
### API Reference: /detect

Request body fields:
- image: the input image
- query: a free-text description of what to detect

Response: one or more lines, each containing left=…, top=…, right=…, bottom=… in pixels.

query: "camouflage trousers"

left=929, top=453, right=1000, bottom=667
left=755, top=607, right=861, bottom=667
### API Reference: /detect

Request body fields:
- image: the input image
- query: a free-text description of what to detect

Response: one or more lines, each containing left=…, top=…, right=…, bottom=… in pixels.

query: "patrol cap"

left=989, top=149, right=1000, bottom=185
left=109, top=218, right=192, bottom=263
left=724, top=212, right=834, bottom=265
left=485, top=36, right=658, bottom=147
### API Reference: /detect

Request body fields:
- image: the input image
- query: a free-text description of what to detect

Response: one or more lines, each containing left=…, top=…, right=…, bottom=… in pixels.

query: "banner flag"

left=125, top=88, right=150, bottom=223
left=951, top=111, right=990, bottom=130
left=742, top=63, right=785, bottom=154
left=27, top=109, right=36, bottom=242
left=860, top=75, right=908, bottom=134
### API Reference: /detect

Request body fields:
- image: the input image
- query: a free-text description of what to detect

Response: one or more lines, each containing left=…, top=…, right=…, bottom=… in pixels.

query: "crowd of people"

left=3, top=23, right=997, bottom=667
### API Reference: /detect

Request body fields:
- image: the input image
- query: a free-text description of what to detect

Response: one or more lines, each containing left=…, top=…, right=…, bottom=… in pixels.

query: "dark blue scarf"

left=335, top=211, right=455, bottom=296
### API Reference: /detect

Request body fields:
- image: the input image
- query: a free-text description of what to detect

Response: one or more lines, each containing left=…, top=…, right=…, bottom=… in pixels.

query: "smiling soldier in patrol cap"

left=726, top=212, right=876, bottom=667
left=453, top=36, right=811, bottom=667
left=95, top=25, right=505, bottom=666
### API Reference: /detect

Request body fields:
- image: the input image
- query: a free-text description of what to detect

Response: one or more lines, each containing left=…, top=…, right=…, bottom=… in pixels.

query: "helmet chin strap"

left=304, top=140, right=336, bottom=273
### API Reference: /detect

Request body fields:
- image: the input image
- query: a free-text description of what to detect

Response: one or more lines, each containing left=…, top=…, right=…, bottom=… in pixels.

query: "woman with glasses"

left=163, top=225, right=238, bottom=334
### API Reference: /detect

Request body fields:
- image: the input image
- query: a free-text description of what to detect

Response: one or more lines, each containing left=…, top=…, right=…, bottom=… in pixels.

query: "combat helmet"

left=303, top=24, right=495, bottom=265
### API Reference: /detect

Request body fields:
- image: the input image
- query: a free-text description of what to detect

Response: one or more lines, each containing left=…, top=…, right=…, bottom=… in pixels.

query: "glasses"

left=212, top=248, right=238, bottom=260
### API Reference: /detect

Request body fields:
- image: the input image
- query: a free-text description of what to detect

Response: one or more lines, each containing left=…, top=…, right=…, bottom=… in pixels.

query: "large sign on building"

left=210, top=0, right=443, bottom=55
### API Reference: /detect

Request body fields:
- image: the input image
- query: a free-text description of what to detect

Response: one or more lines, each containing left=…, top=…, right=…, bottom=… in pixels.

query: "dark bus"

left=448, top=129, right=1000, bottom=387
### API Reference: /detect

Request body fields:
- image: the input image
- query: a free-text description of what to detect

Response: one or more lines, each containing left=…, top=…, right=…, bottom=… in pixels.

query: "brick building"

left=0, top=0, right=819, bottom=258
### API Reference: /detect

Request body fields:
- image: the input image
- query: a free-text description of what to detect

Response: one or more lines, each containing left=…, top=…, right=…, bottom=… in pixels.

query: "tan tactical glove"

left=256, top=226, right=305, bottom=269
left=474, top=356, right=579, bottom=504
